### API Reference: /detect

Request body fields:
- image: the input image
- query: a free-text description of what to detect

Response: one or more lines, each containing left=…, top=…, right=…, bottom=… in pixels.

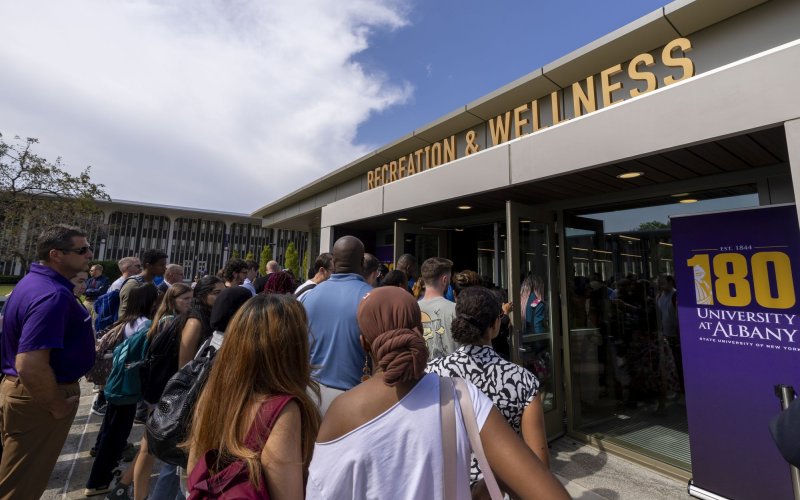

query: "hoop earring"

left=361, top=356, right=371, bottom=382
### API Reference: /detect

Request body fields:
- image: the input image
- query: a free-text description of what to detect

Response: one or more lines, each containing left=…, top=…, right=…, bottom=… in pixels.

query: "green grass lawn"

left=0, top=284, right=15, bottom=297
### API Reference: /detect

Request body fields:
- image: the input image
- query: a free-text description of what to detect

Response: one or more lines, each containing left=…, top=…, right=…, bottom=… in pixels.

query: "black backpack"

left=145, top=342, right=217, bottom=467
left=140, top=316, right=183, bottom=405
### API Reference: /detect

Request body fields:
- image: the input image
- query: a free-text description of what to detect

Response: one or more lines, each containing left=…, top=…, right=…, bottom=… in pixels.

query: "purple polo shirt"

left=2, top=263, right=95, bottom=382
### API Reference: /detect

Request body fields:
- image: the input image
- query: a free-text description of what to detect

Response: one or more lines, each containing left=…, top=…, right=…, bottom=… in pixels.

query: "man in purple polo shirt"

left=0, top=224, right=95, bottom=499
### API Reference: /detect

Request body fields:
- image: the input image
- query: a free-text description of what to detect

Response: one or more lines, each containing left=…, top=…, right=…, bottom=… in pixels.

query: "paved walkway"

left=43, top=380, right=689, bottom=499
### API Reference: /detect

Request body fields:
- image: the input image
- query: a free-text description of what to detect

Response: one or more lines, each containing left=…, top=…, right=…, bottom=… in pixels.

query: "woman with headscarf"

left=306, top=287, right=568, bottom=499
left=427, top=286, right=550, bottom=492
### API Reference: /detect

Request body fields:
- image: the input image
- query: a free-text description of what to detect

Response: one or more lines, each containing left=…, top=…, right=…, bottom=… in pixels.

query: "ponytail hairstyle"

left=451, top=286, right=501, bottom=345
left=357, top=287, right=428, bottom=386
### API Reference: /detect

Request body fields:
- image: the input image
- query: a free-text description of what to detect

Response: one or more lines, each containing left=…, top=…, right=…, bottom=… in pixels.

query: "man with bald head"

left=300, top=236, right=372, bottom=415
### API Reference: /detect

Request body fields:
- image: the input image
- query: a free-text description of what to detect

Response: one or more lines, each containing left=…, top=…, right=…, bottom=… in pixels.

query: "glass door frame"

left=393, top=221, right=449, bottom=264
left=505, top=201, right=565, bottom=440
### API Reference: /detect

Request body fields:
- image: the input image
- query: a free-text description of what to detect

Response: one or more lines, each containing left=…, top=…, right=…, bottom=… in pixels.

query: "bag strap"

left=439, top=377, right=457, bottom=500
left=453, top=377, right=502, bottom=500
left=244, top=395, right=294, bottom=450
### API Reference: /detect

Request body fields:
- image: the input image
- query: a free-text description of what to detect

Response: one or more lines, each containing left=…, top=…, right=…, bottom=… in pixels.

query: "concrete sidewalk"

left=43, top=380, right=689, bottom=499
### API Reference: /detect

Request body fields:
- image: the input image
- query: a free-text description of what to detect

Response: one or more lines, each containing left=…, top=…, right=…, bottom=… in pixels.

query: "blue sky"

left=354, top=0, right=668, bottom=148
left=0, top=0, right=668, bottom=212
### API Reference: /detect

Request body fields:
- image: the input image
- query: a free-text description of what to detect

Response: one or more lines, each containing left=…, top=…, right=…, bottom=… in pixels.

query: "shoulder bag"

left=439, top=377, right=502, bottom=500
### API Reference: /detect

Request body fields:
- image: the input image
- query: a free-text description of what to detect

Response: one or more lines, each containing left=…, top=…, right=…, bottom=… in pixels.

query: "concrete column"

left=785, top=119, right=800, bottom=228
left=222, top=221, right=232, bottom=265
left=97, top=210, right=113, bottom=261
left=320, top=226, right=333, bottom=254
left=165, top=217, right=176, bottom=261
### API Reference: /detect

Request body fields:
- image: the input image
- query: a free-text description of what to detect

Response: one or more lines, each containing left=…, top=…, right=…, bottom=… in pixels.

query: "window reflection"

left=565, top=190, right=757, bottom=470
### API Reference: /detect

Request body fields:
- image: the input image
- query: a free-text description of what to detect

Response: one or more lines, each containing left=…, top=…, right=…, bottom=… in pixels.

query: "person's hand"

left=50, top=395, right=79, bottom=419
left=502, top=302, right=513, bottom=315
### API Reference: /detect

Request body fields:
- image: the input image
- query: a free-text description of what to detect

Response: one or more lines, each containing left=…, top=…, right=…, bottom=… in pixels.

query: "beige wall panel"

left=510, top=40, right=800, bottom=185
left=315, top=187, right=337, bottom=207
left=321, top=186, right=384, bottom=227
left=335, top=177, right=362, bottom=200
left=665, top=0, right=769, bottom=36
left=786, top=119, right=800, bottom=227
left=680, top=0, right=800, bottom=76
left=414, top=107, right=484, bottom=143
left=383, top=145, right=510, bottom=214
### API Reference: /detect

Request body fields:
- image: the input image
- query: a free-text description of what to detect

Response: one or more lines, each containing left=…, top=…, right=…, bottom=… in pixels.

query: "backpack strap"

left=244, top=395, right=294, bottom=451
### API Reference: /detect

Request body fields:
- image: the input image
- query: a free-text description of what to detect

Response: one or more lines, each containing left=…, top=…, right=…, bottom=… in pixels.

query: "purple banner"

left=672, top=204, right=800, bottom=500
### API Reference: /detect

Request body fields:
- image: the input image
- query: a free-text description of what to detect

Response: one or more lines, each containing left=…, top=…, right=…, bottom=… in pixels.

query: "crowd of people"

left=0, top=224, right=569, bottom=499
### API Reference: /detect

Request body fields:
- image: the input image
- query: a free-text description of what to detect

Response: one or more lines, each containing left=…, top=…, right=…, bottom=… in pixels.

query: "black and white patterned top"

left=426, top=344, right=540, bottom=482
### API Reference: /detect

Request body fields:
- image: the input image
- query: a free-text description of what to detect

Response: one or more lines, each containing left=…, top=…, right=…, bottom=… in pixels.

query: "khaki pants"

left=0, top=377, right=80, bottom=500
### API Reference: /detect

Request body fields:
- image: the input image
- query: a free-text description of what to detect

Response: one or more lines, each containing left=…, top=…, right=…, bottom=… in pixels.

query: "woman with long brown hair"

left=186, top=294, right=321, bottom=498
left=307, top=286, right=568, bottom=499
left=122, top=283, right=192, bottom=500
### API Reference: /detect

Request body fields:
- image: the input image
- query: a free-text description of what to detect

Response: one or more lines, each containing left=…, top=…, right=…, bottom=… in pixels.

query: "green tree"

left=0, top=133, right=109, bottom=271
left=284, top=242, right=299, bottom=280
left=635, top=220, right=669, bottom=231
left=301, top=251, right=309, bottom=281
left=259, top=245, right=272, bottom=275
left=231, top=249, right=241, bottom=259
left=244, top=250, right=255, bottom=262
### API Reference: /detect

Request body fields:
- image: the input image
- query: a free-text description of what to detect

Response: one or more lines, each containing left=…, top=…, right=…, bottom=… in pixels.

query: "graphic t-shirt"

left=418, top=296, right=457, bottom=360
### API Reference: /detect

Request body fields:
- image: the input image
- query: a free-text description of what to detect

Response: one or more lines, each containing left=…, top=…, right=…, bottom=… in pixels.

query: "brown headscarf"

left=357, top=287, right=428, bottom=386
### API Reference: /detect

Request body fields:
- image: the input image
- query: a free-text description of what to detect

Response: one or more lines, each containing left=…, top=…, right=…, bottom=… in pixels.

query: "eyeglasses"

left=59, top=246, right=93, bottom=255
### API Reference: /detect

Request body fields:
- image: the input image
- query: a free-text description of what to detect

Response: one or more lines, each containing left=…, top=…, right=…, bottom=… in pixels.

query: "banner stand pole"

left=775, top=385, right=800, bottom=500
left=687, top=480, right=731, bottom=500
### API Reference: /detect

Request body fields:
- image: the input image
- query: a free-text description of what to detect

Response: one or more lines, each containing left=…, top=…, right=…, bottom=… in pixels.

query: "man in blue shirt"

left=0, top=224, right=95, bottom=499
left=300, top=236, right=372, bottom=415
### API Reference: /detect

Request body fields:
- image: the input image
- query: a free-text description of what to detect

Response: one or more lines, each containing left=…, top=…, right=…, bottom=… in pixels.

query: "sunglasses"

left=60, top=246, right=93, bottom=255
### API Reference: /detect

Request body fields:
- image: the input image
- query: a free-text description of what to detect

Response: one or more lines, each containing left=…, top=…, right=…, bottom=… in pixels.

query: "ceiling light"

left=396, top=217, right=408, bottom=221
left=520, top=219, right=531, bottom=223
left=616, top=171, right=644, bottom=179
left=454, top=228, right=464, bottom=232
left=671, top=192, right=690, bottom=197
left=457, top=205, right=472, bottom=210
left=679, top=198, right=698, bottom=204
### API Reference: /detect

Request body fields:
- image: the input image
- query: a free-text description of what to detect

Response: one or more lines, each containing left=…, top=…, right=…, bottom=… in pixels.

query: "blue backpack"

left=94, top=276, right=142, bottom=331
left=104, top=319, right=151, bottom=405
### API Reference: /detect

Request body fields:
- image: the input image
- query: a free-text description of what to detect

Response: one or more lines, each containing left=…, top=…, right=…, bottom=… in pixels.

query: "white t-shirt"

left=123, top=316, right=150, bottom=338
left=109, top=276, right=125, bottom=292
left=294, top=279, right=317, bottom=300
left=306, top=373, right=493, bottom=500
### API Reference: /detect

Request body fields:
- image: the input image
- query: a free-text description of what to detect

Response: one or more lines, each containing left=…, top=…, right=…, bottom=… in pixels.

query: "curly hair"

left=451, top=286, right=501, bottom=344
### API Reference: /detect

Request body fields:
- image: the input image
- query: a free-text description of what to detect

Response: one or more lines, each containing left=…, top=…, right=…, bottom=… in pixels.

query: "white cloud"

left=0, top=0, right=413, bottom=212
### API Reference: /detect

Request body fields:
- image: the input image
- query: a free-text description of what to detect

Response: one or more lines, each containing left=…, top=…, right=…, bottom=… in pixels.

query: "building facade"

left=252, top=0, right=800, bottom=481
left=0, top=199, right=308, bottom=279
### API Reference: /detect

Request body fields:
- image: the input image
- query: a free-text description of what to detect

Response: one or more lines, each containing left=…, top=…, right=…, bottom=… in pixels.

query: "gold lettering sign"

left=366, top=37, right=694, bottom=189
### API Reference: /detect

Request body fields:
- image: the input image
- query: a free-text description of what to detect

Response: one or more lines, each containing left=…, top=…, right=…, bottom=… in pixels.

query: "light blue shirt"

left=300, top=273, right=372, bottom=390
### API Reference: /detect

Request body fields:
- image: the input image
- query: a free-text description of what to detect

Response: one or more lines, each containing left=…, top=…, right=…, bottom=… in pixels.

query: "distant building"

left=0, top=198, right=307, bottom=278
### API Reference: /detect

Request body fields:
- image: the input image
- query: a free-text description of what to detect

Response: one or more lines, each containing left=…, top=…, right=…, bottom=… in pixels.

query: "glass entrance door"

left=393, top=221, right=448, bottom=268
left=505, top=202, right=565, bottom=439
